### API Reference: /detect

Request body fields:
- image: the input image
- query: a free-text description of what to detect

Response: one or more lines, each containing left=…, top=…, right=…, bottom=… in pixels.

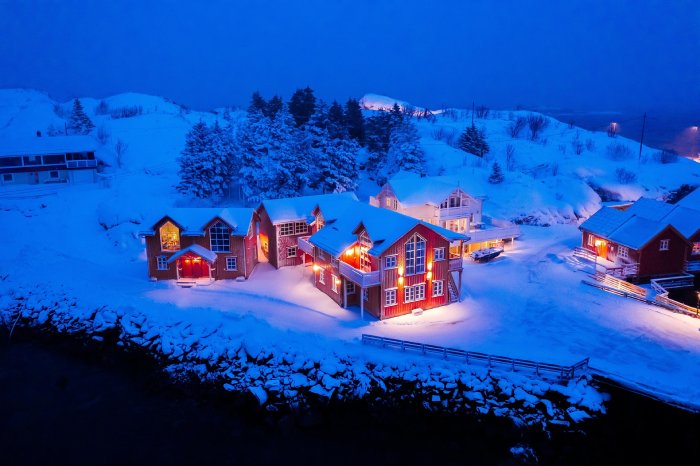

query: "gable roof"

left=677, top=188, right=700, bottom=211
left=259, top=192, right=359, bottom=224
left=625, top=197, right=674, bottom=221
left=580, top=207, right=631, bottom=237
left=142, top=207, right=254, bottom=237
left=309, top=202, right=468, bottom=258
left=659, top=206, right=700, bottom=238
left=607, top=216, right=675, bottom=250
left=386, top=172, right=486, bottom=206
left=166, top=244, right=217, bottom=264
left=0, top=135, right=97, bottom=157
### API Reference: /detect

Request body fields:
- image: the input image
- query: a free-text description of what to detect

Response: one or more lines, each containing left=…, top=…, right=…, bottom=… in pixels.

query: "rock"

left=290, top=373, right=310, bottom=388
left=248, top=386, right=268, bottom=406
left=567, top=408, right=591, bottom=423
left=309, top=384, right=334, bottom=399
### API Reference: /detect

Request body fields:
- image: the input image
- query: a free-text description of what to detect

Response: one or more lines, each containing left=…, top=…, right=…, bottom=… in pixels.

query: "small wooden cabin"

left=139, top=208, right=257, bottom=282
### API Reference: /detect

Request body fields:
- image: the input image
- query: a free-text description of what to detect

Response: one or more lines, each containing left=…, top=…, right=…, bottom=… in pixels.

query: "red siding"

left=255, top=204, right=315, bottom=269
left=638, top=227, right=688, bottom=277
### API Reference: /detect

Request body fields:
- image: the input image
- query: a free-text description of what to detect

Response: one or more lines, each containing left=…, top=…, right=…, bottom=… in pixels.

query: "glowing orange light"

left=398, top=266, right=404, bottom=276
left=345, top=249, right=354, bottom=257
left=335, top=278, right=341, bottom=285
left=426, top=271, right=433, bottom=280
left=398, top=276, right=404, bottom=285
left=594, top=240, right=604, bottom=246
left=427, top=262, right=433, bottom=271
left=312, top=264, right=320, bottom=272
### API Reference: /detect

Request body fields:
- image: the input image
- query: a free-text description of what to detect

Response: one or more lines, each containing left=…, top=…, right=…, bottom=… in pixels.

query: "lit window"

left=318, top=268, right=325, bottom=284
left=385, top=288, right=397, bottom=306
left=332, top=275, right=339, bottom=293
left=160, top=221, right=180, bottom=251
left=385, top=197, right=392, bottom=207
left=226, top=256, right=237, bottom=271
left=316, top=214, right=325, bottom=230
left=156, top=256, right=168, bottom=270
left=432, top=280, right=444, bottom=297
left=693, top=243, right=700, bottom=256
left=660, top=239, right=670, bottom=251
left=209, top=221, right=231, bottom=252
left=405, top=234, right=426, bottom=275
left=618, top=246, right=628, bottom=259
left=434, top=247, right=445, bottom=261
left=359, top=231, right=373, bottom=272
left=404, top=283, right=426, bottom=303
left=287, top=246, right=297, bottom=258
left=346, top=282, right=355, bottom=294
left=385, top=255, right=398, bottom=269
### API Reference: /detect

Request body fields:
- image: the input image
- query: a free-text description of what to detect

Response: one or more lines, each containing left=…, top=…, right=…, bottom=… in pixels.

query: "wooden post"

left=343, top=279, right=348, bottom=308
left=360, top=286, right=365, bottom=320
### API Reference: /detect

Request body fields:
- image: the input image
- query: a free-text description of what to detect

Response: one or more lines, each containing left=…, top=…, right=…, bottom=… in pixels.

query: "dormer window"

left=210, top=221, right=231, bottom=252
left=405, top=234, right=426, bottom=275
left=160, top=221, right=180, bottom=251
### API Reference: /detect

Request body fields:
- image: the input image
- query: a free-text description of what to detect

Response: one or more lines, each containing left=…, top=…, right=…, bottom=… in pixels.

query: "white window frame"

left=432, top=280, right=444, bottom=297
left=346, top=281, right=356, bottom=294
left=156, top=256, right=168, bottom=271
left=294, top=222, right=308, bottom=235
left=587, top=235, right=594, bottom=247
left=225, top=256, right=238, bottom=271
left=405, top=234, right=426, bottom=275
left=618, top=246, right=628, bottom=259
left=331, top=274, right=339, bottom=293
left=385, top=288, right=397, bottom=307
left=659, top=239, right=670, bottom=251
left=287, top=246, right=297, bottom=258
left=385, top=255, right=398, bottom=269
left=404, top=283, right=426, bottom=303
left=434, top=247, right=445, bottom=261
left=209, top=221, right=231, bottom=253
left=159, top=221, right=180, bottom=252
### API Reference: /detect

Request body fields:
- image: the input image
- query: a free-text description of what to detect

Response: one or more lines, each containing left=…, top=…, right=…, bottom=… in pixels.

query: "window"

left=332, top=275, right=339, bottom=293
left=318, top=268, right=325, bottom=284
left=280, top=222, right=308, bottom=236
left=280, top=222, right=294, bottom=236
left=587, top=235, right=594, bottom=247
left=432, top=280, right=444, bottom=297
left=385, top=288, right=397, bottom=306
left=49, top=170, right=59, bottom=179
left=43, top=154, right=65, bottom=165
left=693, top=243, right=700, bottom=256
left=449, top=196, right=460, bottom=208
left=404, top=283, right=426, bottom=303
left=0, top=156, right=22, bottom=168
left=159, top=221, right=180, bottom=251
left=22, top=155, right=41, bottom=166
left=346, top=282, right=356, bottom=294
left=660, top=239, right=670, bottom=251
left=295, top=222, right=308, bottom=235
left=618, top=246, right=628, bottom=259
left=434, top=247, right=445, bottom=261
left=385, top=255, right=397, bottom=269
left=2, top=173, right=13, bottom=182
left=331, top=257, right=339, bottom=268
left=362, top=288, right=369, bottom=302
left=385, top=197, right=392, bottom=207
left=210, top=221, right=231, bottom=252
left=226, top=256, right=237, bottom=271
left=405, top=234, right=426, bottom=275
left=287, top=246, right=297, bottom=258
left=316, top=214, right=325, bottom=230
left=156, top=256, right=168, bottom=271
left=440, top=200, right=448, bottom=209
left=359, top=231, right=373, bottom=272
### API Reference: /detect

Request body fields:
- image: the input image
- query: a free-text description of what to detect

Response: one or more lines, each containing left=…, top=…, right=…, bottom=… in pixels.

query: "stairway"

left=447, top=274, right=460, bottom=303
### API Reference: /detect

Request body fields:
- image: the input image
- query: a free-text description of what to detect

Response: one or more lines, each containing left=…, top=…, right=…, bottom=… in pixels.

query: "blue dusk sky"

left=1, top=0, right=698, bottom=113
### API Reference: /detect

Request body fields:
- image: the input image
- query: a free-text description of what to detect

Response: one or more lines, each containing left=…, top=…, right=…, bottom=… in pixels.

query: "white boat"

left=470, top=246, right=504, bottom=262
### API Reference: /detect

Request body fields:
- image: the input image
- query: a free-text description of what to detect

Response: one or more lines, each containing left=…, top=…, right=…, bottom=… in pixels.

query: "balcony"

left=297, top=236, right=314, bottom=255
left=448, top=255, right=463, bottom=271
left=66, top=159, right=97, bottom=169
left=438, top=205, right=479, bottom=221
left=465, top=224, right=521, bottom=244
left=338, top=261, right=381, bottom=287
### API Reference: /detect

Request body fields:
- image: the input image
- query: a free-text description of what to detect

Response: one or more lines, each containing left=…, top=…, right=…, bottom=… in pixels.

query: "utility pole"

left=471, top=101, right=475, bottom=127
left=638, top=112, right=647, bottom=163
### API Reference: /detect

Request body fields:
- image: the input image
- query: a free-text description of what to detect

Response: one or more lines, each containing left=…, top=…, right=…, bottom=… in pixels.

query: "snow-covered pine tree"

left=488, top=161, right=504, bottom=184
left=237, top=105, right=274, bottom=203
left=248, top=91, right=268, bottom=114
left=457, top=124, right=490, bottom=157
left=177, top=120, right=214, bottom=198
left=344, top=98, right=366, bottom=146
left=207, top=120, right=239, bottom=199
left=270, top=105, right=309, bottom=197
left=266, top=95, right=283, bottom=119
left=288, top=86, right=316, bottom=127
left=303, top=101, right=331, bottom=189
left=67, top=98, right=95, bottom=135
left=387, top=119, right=426, bottom=176
left=319, top=137, right=359, bottom=193
left=327, top=101, right=347, bottom=139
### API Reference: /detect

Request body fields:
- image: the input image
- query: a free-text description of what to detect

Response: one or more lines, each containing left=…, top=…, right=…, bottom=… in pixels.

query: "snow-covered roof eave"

left=166, top=244, right=218, bottom=264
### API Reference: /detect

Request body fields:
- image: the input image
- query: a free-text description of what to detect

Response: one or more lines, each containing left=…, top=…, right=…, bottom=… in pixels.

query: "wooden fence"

left=361, top=334, right=589, bottom=380
left=593, top=271, right=647, bottom=298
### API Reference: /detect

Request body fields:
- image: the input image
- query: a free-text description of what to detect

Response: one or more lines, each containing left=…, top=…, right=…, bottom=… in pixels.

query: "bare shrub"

left=652, top=149, right=679, bottom=164
left=585, top=138, right=596, bottom=152
left=507, top=116, right=527, bottom=138
left=615, top=168, right=637, bottom=184
left=95, top=100, right=110, bottom=115
left=568, top=120, right=575, bottom=129
left=114, top=139, right=129, bottom=168
left=96, top=124, right=111, bottom=145
left=505, top=144, right=516, bottom=171
left=527, top=114, right=549, bottom=140
left=441, top=108, right=459, bottom=121
left=571, top=133, right=583, bottom=155
left=431, top=127, right=458, bottom=146
left=606, top=142, right=632, bottom=161
left=53, top=103, right=67, bottom=118
left=551, top=162, right=559, bottom=176
left=110, top=105, right=143, bottom=119
left=475, top=105, right=490, bottom=119
left=558, top=144, right=567, bottom=155
left=46, top=123, right=62, bottom=136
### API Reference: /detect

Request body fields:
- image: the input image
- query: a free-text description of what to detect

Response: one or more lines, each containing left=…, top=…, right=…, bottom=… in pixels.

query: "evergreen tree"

left=457, top=124, right=490, bottom=157
left=237, top=106, right=274, bottom=203
left=327, top=100, right=347, bottom=139
left=488, top=161, right=504, bottom=184
left=248, top=91, right=267, bottom=114
left=344, top=98, right=366, bottom=145
left=208, top=120, right=238, bottom=198
left=270, top=105, right=309, bottom=196
left=387, top=120, right=426, bottom=176
left=288, top=86, right=316, bottom=127
left=177, top=121, right=213, bottom=198
left=318, top=136, right=359, bottom=193
left=266, top=95, right=283, bottom=118
left=67, top=98, right=95, bottom=135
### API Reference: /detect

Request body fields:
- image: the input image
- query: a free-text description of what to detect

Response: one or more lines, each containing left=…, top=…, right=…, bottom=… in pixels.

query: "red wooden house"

left=255, top=192, right=358, bottom=268
left=139, top=208, right=257, bottom=282
left=307, top=202, right=468, bottom=319
left=580, top=201, right=690, bottom=279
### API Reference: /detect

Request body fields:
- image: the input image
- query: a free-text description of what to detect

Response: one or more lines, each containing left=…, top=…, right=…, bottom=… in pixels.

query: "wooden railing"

left=651, top=274, right=694, bottom=290
left=604, top=263, right=639, bottom=278
left=297, top=236, right=314, bottom=255
left=593, top=271, right=647, bottom=299
left=362, top=334, right=589, bottom=380
left=339, top=261, right=381, bottom=287
left=687, top=261, right=700, bottom=272
left=655, top=294, right=699, bottom=317
left=448, top=256, right=463, bottom=271
left=573, top=246, right=596, bottom=262
left=438, top=205, right=479, bottom=221
left=466, top=225, right=521, bottom=243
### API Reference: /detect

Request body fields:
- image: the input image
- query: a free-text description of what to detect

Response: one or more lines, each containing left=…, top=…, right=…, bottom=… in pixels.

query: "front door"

left=595, top=240, right=608, bottom=259
left=180, top=256, right=210, bottom=278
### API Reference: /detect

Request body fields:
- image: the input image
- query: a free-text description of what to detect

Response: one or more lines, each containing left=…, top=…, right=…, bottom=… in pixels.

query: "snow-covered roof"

left=607, top=216, right=671, bottom=250
left=580, top=207, right=631, bottom=237
left=309, top=202, right=468, bottom=258
left=387, top=172, right=486, bottom=206
left=659, top=206, right=700, bottom=238
left=677, top=188, right=700, bottom=211
left=260, top=192, right=358, bottom=224
left=625, top=197, right=674, bottom=221
left=0, top=135, right=96, bottom=157
left=144, top=207, right=254, bottom=236
left=166, top=244, right=217, bottom=264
